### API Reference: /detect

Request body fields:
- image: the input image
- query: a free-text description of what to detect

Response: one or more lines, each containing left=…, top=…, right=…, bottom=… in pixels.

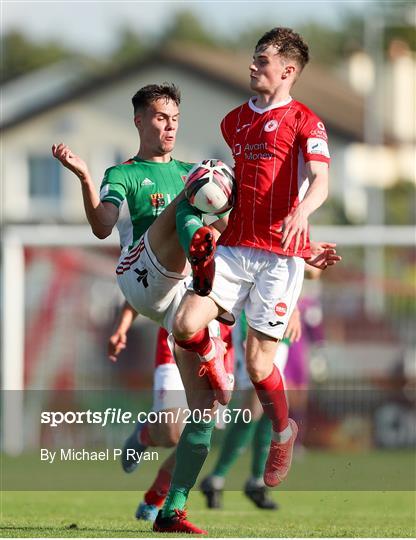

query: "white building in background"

left=2, top=43, right=364, bottom=225
left=345, top=40, right=416, bottom=222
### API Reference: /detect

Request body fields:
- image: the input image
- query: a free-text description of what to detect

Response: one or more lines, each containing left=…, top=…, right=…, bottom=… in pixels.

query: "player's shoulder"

left=222, top=101, right=250, bottom=123
left=291, top=100, right=322, bottom=122
left=173, top=159, right=194, bottom=172
left=103, top=158, right=136, bottom=177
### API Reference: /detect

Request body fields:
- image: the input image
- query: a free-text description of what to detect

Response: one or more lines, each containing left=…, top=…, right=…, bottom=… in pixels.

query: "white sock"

left=200, top=339, right=215, bottom=362
left=272, top=423, right=292, bottom=444
left=210, top=475, right=225, bottom=489
left=246, top=476, right=265, bottom=488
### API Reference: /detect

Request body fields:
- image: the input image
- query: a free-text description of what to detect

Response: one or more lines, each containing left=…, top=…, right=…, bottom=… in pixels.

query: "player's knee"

left=172, top=310, right=197, bottom=341
left=246, top=362, right=269, bottom=383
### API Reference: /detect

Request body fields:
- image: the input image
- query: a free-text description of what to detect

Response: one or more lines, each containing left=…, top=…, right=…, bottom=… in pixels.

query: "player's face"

left=137, top=99, right=179, bottom=155
left=249, top=46, right=289, bottom=94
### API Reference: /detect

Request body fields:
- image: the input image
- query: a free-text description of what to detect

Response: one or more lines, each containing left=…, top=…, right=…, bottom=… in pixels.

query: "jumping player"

left=52, top=83, right=231, bottom=406
left=155, top=27, right=331, bottom=533
left=52, top=85, right=231, bottom=535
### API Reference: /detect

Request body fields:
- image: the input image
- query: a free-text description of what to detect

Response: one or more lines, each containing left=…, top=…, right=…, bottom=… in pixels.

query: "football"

left=185, top=159, right=235, bottom=214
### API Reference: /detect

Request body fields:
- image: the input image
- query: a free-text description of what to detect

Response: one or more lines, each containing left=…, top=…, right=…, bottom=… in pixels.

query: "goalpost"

left=1, top=224, right=415, bottom=454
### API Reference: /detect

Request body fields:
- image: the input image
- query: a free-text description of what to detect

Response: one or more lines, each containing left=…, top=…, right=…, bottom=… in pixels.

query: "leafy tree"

left=1, top=30, right=73, bottom=83
left=109, top=26, right=147, bottom=66
left=160, top=11, right=225, bottom=48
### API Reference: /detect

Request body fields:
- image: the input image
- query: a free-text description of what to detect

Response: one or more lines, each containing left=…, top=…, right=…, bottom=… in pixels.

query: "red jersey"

left=219, top=97, right=330, bottom=258
left=154, top=326, right=234, bottom=374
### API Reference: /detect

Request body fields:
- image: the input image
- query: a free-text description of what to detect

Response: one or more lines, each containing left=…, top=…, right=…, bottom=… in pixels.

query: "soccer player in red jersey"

left=169, top=28, right=330, bottom=525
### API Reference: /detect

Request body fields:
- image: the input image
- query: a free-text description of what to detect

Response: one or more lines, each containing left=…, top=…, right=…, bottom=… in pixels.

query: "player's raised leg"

left=173, top=291, right=232, bottom=405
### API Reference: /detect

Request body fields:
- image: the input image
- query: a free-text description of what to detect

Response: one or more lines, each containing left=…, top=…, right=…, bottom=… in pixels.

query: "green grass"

left=1, top=449, right=415, bottom=537
left=2, top=449, right=415, bottom=491
left=1, top=490, right=415, bottom=537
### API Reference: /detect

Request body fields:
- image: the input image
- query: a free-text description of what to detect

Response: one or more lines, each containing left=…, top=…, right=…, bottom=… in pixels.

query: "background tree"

left=1, top=30, right=73, bottom=83
left=109, top=26, right=147, bottom=66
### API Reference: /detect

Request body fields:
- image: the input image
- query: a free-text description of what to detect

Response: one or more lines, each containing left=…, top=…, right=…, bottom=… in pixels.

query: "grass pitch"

left=1, top=490, right=415, bottom=537
left=1, top=449, right=415, bottom=537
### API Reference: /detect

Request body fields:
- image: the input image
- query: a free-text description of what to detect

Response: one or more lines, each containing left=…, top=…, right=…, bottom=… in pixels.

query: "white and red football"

left=185, top=159, right=235, bottom=214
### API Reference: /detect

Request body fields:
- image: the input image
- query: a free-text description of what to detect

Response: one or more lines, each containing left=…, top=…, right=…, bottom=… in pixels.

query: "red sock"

left=144, top=468, right=172, bottom=507
left=139, top=423, right=155, bottom=446
left=251, top=365, right=288, bottom=433
left=175, top=328, right=213, bottom=357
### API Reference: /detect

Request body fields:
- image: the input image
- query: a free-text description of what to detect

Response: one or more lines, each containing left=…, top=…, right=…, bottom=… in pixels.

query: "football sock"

left=251, top=413, right=272, bottom=480
left=210, top=475, right=225, bottom=490
left=176, top=198, right=204, bottom=258
left=212, top=415, right=256, bottom=477
left=272, top=423, right=292, bottom=443
left=144, top=468, right=172, bottom=507
left=246, top=476, right=265, bottom=488
left=161, top=418, right=215, bottom=517
left=251, top=365, right=289, bottom=434
left=175, top=329, right=214, bottom=360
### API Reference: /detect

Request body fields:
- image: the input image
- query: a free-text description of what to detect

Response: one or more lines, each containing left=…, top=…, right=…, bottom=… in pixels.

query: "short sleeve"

left=298, top=113, right=330, bottom=165
left=220, top=114, right=232, bottom=148
left=99, top=167, right=127, bottom=208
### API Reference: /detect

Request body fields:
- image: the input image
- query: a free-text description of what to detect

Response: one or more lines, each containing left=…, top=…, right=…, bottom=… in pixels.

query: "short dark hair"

left=256, top=27, right=309, bottom=70
left=132, top=83, right=181, bottom=114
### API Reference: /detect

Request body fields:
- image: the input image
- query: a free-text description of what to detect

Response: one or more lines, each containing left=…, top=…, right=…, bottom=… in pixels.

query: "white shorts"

left=152, top=363, right=187, bottom=412
left=207, top=245, right=305, bottom=339
left=116, top=232, right=189, bottom=331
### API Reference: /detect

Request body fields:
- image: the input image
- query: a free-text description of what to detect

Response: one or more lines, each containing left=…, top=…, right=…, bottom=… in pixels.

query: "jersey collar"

left=133, top=156, right=174, bottom=166
left=248, top=96, right=292, bottom=114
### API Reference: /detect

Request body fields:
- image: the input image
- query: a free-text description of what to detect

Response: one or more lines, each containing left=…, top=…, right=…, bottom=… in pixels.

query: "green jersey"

left=100, top=157, right=193, bottom=252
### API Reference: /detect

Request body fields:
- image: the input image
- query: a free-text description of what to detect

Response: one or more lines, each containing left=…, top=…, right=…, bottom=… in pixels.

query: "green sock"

left=176, top=198, right=204, bottom=258
left=162, top=418, right=215, bottom=517
left=251, top=413, right=272, bottom=479
left=212, top=415, right=256, bottom=478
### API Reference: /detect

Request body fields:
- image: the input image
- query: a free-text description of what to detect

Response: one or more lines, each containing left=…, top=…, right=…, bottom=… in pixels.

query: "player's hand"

left=108, top=331, right=127, bottom=362
left=52, top=143, right=89, bottom=181
left=284, top=307, right=302, bottom=343
left=307, top=241, right=342, bottom=270
left=281, top=206, right=309, bottom=253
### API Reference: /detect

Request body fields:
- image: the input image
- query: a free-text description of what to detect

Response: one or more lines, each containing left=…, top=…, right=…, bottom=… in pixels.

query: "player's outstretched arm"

left=52, top=143, right=119, bottom=239
left=281, top=161, right=329, bottom=252
left=108, top=301, right=138, bottom=362
left=307, top=241, right=342, bottom=270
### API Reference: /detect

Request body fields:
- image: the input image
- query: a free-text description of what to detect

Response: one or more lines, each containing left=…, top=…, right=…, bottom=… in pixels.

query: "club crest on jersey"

left=150, top=193, right=165, bottom=208
left=275, top=302, right=287, bottom=317
left=264, top=120, right=278, bottom=132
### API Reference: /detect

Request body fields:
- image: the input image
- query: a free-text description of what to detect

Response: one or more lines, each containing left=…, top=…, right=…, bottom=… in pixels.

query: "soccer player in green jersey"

left=53, top=83, right=232, bottom=407
left=52, top=83, right=231, bottom=534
